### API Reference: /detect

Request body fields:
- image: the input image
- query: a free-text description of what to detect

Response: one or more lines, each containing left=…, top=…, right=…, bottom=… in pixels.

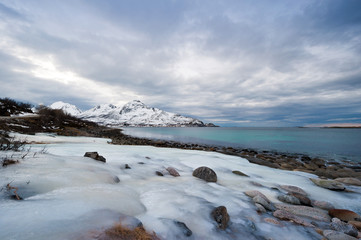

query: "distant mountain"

left=49, top=101, right=82, bottom=116
left=49, top=100, right=216, bottom=127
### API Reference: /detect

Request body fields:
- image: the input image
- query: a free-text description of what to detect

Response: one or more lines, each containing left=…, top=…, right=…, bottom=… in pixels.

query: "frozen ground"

left=1, top=134, right=360, bottom=240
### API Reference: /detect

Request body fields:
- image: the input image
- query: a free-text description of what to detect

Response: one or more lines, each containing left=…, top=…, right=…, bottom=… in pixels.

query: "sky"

left=1, top=0, right=361, bottom=127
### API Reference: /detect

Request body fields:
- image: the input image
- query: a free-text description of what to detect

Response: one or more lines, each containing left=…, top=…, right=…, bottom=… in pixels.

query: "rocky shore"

left=110, top=130, right=361, bottom=181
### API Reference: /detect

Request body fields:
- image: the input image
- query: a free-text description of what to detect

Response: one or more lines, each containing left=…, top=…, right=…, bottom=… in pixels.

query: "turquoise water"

left=122, top=127, right=361, bottom=163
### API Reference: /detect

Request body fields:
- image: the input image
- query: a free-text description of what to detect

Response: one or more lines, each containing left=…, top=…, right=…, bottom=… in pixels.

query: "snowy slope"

left=50, top=100, right=209, bottom=127
left=49, top=101, right=82, bottom=116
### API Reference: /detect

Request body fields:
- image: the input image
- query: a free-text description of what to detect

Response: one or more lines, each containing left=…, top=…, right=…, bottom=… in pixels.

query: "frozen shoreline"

left=1, top=134, right=361, bottom=239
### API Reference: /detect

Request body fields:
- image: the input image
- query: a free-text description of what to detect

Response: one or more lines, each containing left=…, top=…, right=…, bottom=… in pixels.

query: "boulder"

left=255, top=203, right=267, bottom=213
left=277, top=194, right=301, bottom=205
left=253, top=195, right=274, bottom=211
left=329, top=209, right=361, bottom=222
left=348, top=221, right=361, bottom=231
left=211, top=206, right=230, bottom=230
left=323, top=230, right=358, bottom=240
left=275, top=203, right=330, bottom=222
left=166, top=167, right=180, bottom=177
left=263, top=217, right=281, bottom=225
left=312, top=200, right=335, bottom=210
left=244, top=190, right=270, bottom=202
left=289, top=192, right=312, bottom=206
left=125, top=164, right=131, bottom=169
left=84, top=152, right=106, bottom=162
left=310, top=178, right=345, bottom=191
left=334, top=178, right=361, bottom=186
left=330, top=218, right=358, bottom=237
left=174, top=221, right=192, bottom=237
left=280, top=185, right=307, bottom=196
left=232, top=170, right=249, bottom=177
left=192, top=166, right=217, bottom=182
left=155, top=171, right=164, bottom=176
left=273, top=210, right=314, bottom=227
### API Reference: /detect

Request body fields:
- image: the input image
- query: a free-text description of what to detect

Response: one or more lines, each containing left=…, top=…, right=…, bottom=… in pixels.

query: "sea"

left=122, top=127, right=361, bottom=163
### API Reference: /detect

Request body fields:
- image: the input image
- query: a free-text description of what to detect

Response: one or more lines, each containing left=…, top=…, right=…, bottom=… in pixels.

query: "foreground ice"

left=1, top=134, right=360, bottom=240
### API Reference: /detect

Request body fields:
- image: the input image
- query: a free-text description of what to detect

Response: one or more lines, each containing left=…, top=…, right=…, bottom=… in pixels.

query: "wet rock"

left=334, top=178, right=361, bottom=186
left=166, top=167, right=180, bottom=177
left=232, top=170, right=249, bottom=177
left=275, top=203, right=331, bottom=222
left=84, top=152, right=106, bottom=162
left=255, top=203, right=267, bottom=213
left=253, top=195, right=274, bottom=211
left=273, top=210, right=314, bottom=227
left=138, top=162, right=145, bottom=165
left=330, top=218, right=358, bottom=237
left=244, top=190, right=270, bottom=202
left=289, top=192, right=312, bottom=206
left=277, top=194, right=301, bottom=205
left=249, top=181, right=263, bottom=187
left=348, top=221, right=361, bottom=231
left=174, top=221, right=192, bottom=237
left=323, top=230, right=358, bottom=240
left=264, top=217, right=281, bottom=225
left=113, top=176, right=120, bottom=183
left=280, top=185, right=307, bottom=196
left=211, top=206, right=230, bottom=230
left=192, top=166, right=217, bottom=182
left=125, top=164, right=131, bottom=169
left=312, top=200, right=335, bottom=210
left=329, top=209, right=361, bottom=222
left=310, top=178, right=346, bottom=191
left=155, top=171, right=164, bottom=176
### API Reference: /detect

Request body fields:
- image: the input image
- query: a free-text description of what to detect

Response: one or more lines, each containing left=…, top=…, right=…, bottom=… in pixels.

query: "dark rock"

left=211, top=206, right=230, bottom=230
left=84, top=152, right=106, bottom=162
left=113, top=176, right=120, bottom=183
left=145, top=156, right=151, bottom=159
left=174, top=221, right=192, bottom=237
left=125, top=164, right=131, bottom=169
left=138, top=162, right=145, bottom=165
left=232, top=170, right=249, bottom=177
left=289, top=192, right=312, bottom=206
left=155, top=171, right=164, bottom=176
left=253, top=195, right=275, bottom=211
left=280, top=185, right=307, bottom=196
left=192, top=166, right=217, bottom=182
left=166, top=167, right=180, bottom=177
left=330, top=218, right=358, bottom=237
left=329, top=209, right=361, bottom=222
left=255, top=203, right=267, bottom=213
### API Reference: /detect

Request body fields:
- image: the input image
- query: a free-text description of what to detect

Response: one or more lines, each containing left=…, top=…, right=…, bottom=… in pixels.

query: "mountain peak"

left=49, top=101, right=82, bottom=116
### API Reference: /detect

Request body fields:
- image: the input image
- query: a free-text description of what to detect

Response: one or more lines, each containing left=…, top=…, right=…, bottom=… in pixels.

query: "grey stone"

left=193, top=166, right=217, bottom=182
left=273, top=210, right=314, bottom=227
left=166, top=167, right=180, bottom=177
left=330, top=218, right=358, bottom=237
left=211, top=206, right=230, bottom=230
left=280, top=185, right=307, bottom=196
left=277, top=194, right=301, bottom=205
left=174, top=221, right=192, bottom=237
left=310, top=178, right=345, bottom=191
left=323, top=230, right=358, bottom=240
left=84, top=152, right=106, bottom=163
left=275, top=203, right=330, bottom=222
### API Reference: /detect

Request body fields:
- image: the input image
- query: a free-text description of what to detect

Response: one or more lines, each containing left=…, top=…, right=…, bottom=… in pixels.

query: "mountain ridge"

left=49, top=100, right=217, bottom=127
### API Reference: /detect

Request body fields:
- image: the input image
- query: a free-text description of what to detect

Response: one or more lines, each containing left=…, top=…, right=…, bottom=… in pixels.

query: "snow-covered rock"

left=49, top=101, right=82, bottom=116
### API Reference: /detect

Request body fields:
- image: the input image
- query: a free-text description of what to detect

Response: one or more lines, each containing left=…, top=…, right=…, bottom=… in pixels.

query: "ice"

left=1, top=134, right=360, bottom=239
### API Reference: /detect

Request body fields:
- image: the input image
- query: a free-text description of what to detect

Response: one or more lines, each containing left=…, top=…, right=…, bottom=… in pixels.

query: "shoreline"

left=110, top=130, right=361, bottom=180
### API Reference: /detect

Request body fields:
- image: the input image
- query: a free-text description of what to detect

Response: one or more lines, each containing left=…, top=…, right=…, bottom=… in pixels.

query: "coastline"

left=110, top=130, right=361, bottom=180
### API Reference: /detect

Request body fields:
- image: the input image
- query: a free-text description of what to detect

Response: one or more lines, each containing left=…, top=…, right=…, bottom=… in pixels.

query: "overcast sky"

left=1, top=0, right=361, bottom=126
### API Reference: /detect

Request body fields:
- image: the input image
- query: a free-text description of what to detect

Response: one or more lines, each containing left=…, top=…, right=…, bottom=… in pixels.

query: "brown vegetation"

left=101, top=223, right=160, bottom=240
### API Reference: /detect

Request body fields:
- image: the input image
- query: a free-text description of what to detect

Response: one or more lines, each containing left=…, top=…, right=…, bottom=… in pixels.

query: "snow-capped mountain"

left=49, top=100, right=214, bottom=127
left=49, top=101, right=82, bottom=116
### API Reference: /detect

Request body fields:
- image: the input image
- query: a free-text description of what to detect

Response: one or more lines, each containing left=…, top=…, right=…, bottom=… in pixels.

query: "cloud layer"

left=1, top=0, right=361, bottom=126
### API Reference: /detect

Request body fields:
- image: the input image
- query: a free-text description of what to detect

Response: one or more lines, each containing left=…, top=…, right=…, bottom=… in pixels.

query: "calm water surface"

left=122, top=127, right=361, bottom=163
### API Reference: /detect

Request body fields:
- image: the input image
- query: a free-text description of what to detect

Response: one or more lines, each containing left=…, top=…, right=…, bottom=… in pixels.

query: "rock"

left=310, top=178, right=346, bottom=191
left=125, top=164, right=131, bottom=169
left=273, top=210, right=314, bottom=227
left=264, top=217, right=281, bottom=225
left=119, top=214, right=143, bottom=230
left=244, top=190, right=270, bottom=202
left=192, top=166, right=217, bottom=182
left=84, top=152, right=106, bottom=162
left=211, top=206, right=230, bottom=230
left=312, top=200, right=335, bottom=210
left=174, top=221, right=192, bottom=237
left=138, top=162, right=145, bottom=165
left=280, top=185, right=307, bottom=196
left=289, top=192, right=312, bottom=206
left=330, top=218, right=358, bottom=237
left=275, top=203, right=331, bottom=222
left=166, top=167, right=180, bottom=177
left=232, top=170, right=249, bottom=177
left=255, top=203, right=267, bottom=213
left=155, top=171, right=164, bottom=176
left=113, top=176, right=120, bottom=183
left=323, top=230, right=358, bottom=240
left=334, top=178, right=361, bottom=186
left=348, top=221, right=361, bottom=230
left=249, top=181, right=263, bottom=187
left=329, top=209, right=361, bottom=222
left=277, top=194, right=301, bottom=205
left=253, top=195, right=274, bottom=211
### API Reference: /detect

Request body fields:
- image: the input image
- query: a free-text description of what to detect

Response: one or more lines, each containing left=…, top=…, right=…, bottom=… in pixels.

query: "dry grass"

left=103, top=223, right=160, bottom=240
